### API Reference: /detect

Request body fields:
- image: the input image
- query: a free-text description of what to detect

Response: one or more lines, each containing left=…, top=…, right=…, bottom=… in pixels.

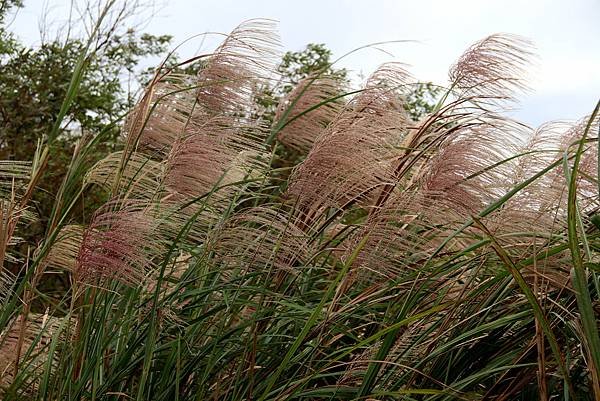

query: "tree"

left=0, top=1, right=172, bottom=241
left=277, top=43, right=347, bottom=94
left=404, top=81, right=442, bottom=121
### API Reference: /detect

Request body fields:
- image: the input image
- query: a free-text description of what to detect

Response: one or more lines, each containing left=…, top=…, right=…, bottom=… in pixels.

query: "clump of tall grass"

left=1, top=15, right=599, bottom=401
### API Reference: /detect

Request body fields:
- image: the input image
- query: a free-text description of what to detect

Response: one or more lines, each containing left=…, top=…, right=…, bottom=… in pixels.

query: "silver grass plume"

left=449, top=33, right=534, bottom=106
left=286, top=63, right=412, bottom=213
left=275, top=73, right=347, bottom=153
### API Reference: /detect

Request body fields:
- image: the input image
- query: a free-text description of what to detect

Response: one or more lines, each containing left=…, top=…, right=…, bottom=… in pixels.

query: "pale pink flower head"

left=76, top=202, right=159, bottom=286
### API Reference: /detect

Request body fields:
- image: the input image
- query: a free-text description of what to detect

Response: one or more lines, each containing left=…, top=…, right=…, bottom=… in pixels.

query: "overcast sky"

left=10, top=0, right=600, bottom=126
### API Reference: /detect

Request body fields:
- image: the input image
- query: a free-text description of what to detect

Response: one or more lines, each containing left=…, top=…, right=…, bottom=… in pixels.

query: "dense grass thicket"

left=1, top=16, right=600, bottom=400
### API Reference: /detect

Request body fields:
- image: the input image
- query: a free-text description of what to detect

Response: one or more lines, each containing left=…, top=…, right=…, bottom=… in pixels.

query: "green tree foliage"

left=0, top=0, right=22, bottom=55
left=0, top=1, right=172, bottom=236
left=404, top=81, right=442, bottom=120
left=278, top=42, right=347, bottom=93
